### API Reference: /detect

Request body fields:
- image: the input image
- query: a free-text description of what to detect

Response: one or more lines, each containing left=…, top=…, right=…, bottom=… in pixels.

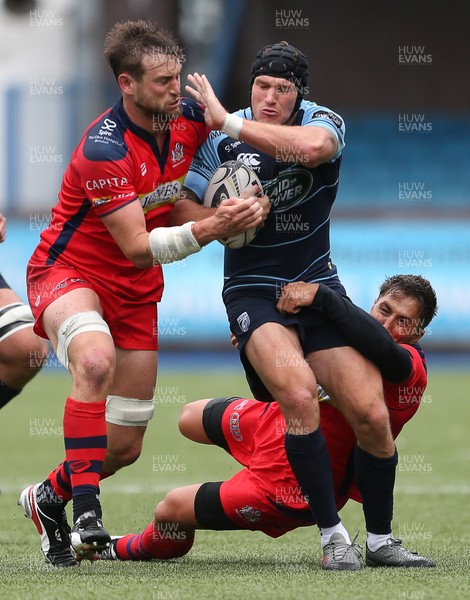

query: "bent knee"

left=352, top=403, right=391, bottom=437
left=178, top=400, right=208, bottom=441
left=155, top=490, right=183, bottom=523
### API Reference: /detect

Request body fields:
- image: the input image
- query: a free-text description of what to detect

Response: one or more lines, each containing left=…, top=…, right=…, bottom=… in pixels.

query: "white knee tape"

left=56, top=310, right=111, bottom=370
left=0, top=303, right=34, bottom=342
left=106, top=395, right=155, bottom=427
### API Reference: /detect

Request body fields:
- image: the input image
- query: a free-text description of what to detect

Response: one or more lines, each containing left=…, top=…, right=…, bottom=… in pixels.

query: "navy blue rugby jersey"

left=183, top=100, right=346, bottom=296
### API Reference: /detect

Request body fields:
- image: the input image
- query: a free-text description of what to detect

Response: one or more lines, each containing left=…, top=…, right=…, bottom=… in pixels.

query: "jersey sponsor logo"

left=98, top=118, right=117, bottom=136
left=235, top=505, right=262, bottom=523
left=85, top=177, right=129, bottom=191
left=140, top=178, right=184, bottom=210
left=264, top=169, right=313, bottom=211
left=140, top=162, right=147, bottom=176
left=229, top=411, right=243, bottom=441
left=236, top=311, right=250, bottom=333
left=236, top=152, right=261, bottom=169
left=312, top=110, right=343, bottom=129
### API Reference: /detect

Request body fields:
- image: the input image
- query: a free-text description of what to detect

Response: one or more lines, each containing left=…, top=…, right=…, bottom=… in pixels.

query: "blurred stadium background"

left=0, top=0, right=469, bottom=359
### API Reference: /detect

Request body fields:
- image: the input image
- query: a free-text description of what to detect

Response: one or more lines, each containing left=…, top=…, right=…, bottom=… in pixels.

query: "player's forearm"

left=168, top=196, right=216, bottom=226
left=313, top=284, right=412, bottom=382
left=227, top=117, right=335, bottom=167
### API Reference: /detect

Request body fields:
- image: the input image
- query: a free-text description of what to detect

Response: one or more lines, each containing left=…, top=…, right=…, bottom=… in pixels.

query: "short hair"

left=378, top=274, right=438, bottom=329
left=103, top=19, right=183, bottom=81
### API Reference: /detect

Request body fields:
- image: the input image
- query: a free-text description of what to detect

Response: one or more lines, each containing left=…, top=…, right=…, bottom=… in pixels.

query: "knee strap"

left=0, top=303, right=34, bottom=342
left=106, top=395, right=155, bottom=427
left=56, top=310, right=111, bottom=370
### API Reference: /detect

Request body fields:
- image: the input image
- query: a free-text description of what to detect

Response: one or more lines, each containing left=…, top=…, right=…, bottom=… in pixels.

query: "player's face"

left=370, top=293, right=423, bottom=344
left=251, top=75, right=298, bottom=124
left=131, top=53, right=182, bottom=121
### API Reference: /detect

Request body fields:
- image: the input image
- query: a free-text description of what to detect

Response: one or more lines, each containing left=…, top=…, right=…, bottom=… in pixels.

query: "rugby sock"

left=47, top=463, right=73, bottom=502
left=354, top=444, right=398, bottom=535
left=319, top=522, right=352, bottom=546
left=63, top=396, right=107, bottom=522
left=115, top=522, right=195, bottom=560
left=47, top=463, right=115, bottom=504
left=367, top=532, right=393, bottom=552
left=0, top=381, right=20, bottom=409
left=285, top=428, right=340, bottom=531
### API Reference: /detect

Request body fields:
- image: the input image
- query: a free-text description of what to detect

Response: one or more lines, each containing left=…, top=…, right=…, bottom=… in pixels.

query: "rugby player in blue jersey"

left=171, top=42, right=411, bottom=569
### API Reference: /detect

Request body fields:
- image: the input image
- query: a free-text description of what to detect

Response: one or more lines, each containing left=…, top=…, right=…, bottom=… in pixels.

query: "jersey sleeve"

left=182, top=131, right=227, bottom=204
left=313, top=284, right=413, bottom=382
left=74, top=157, right=138, bottom=217
left=301, top=102, right=346, bottom=161
left=68, top=123, right=139, bottom=217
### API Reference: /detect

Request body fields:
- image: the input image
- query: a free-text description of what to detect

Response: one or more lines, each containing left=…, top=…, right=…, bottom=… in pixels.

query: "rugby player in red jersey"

left=99, top=275, right=437, bottom=568
left=18, top=20, right=265, bottom=567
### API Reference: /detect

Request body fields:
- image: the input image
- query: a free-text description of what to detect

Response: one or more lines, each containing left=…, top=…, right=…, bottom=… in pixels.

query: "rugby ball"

left=203, top=160, right=263, bottom=249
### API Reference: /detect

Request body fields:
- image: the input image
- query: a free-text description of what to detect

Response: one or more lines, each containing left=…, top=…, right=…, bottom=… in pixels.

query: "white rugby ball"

left=203, top=160, right=263, bottom=249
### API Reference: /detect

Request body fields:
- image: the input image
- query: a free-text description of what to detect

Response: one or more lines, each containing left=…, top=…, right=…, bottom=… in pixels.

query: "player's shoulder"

left=404, top=343, right=427, bottom=372
left=300, top=100, right=344, bottom=130
left=82, top=102, right=129, bottom=162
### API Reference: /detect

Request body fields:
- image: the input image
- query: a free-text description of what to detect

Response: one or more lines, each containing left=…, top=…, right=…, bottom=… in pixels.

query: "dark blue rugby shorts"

left=224, top=286, right=350, bottom=402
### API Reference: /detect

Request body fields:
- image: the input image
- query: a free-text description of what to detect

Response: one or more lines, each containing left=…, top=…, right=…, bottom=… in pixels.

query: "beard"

left=133, top=96, right=182, bottom=131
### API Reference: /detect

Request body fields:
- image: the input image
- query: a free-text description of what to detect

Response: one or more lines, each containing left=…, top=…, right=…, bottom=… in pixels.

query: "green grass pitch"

left=1, top=364, right=469, bottom=599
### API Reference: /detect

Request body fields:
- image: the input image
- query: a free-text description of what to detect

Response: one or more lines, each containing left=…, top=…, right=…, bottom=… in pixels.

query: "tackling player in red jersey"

left=18, top=20, right=266, bottom=567
left=100, top=275, right=437, bottom=568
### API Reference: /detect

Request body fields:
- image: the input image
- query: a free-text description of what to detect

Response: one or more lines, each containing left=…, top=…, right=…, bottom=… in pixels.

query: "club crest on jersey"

left=171, top=142, right=184, bottom=164
left=236, top=505, right=262, bottom=523
left=237, top=311, right=250, bottom=333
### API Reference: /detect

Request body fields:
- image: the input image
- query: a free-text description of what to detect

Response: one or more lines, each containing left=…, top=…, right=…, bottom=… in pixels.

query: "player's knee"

left=352, top=402, right=391, bottom=441
left=155, top=490, right=182, bottom=524
left=72, top=346, right=115, bottom=390
left=279, top=387, right=320, bottom=429
left=178, top=400, right=205, bottom=440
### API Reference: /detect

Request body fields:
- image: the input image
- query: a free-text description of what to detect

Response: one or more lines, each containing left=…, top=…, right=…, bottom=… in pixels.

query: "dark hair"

left=378, top=274, right=438, bottom=329
left=103, top=19, right=183, bottom=81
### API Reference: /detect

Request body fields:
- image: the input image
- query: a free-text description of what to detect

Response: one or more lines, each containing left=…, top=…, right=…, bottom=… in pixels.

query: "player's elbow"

left=126, top=247, right=153, bottom=269
left=304, top=139, right=336, bottom=167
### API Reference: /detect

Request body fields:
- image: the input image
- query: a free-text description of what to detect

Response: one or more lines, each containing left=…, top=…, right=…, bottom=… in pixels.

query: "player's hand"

left=186, top=73, right=227, bottom=130
left=277, top=282, right=319, bottom=314
left=230, top=332, right=239, bottom=350
left=0, top=213, right=6, bottom=243
left=240, top=186, right=270, bottom=227
left=212, top=196, right=264, bottom=237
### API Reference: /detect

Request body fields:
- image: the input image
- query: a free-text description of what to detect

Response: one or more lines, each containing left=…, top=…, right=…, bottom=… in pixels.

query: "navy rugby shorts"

left=224, top=286, right=350, bottom=402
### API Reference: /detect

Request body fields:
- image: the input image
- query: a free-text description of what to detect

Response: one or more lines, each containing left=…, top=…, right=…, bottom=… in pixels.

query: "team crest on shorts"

left=236, top=505, right=262, bottom=523
left=237, top=311, right=250, bottom=333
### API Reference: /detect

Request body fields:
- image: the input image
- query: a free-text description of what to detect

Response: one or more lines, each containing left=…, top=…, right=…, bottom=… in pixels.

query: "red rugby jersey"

left=29, top=98, right=209, bottom=302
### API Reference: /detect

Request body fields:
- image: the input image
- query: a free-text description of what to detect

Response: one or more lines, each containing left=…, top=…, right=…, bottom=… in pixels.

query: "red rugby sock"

left=115, top=522, right=195, bottom=561
left=63, top=397, right=107, bottom=511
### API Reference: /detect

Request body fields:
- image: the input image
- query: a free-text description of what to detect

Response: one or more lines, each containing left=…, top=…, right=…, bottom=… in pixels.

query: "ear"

left=117, top=73, right=134, bottom=95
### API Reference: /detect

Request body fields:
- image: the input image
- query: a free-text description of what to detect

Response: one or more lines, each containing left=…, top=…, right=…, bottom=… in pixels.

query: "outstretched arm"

left=277, top=282, right=412, bottom=383
left=186, top=73, right=337, bottom=168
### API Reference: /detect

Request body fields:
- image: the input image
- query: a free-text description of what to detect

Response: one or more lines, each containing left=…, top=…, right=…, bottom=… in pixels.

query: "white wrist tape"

left=221, top=113, right=243, bottom=140
left=148, top=221, right=201, bottom=265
